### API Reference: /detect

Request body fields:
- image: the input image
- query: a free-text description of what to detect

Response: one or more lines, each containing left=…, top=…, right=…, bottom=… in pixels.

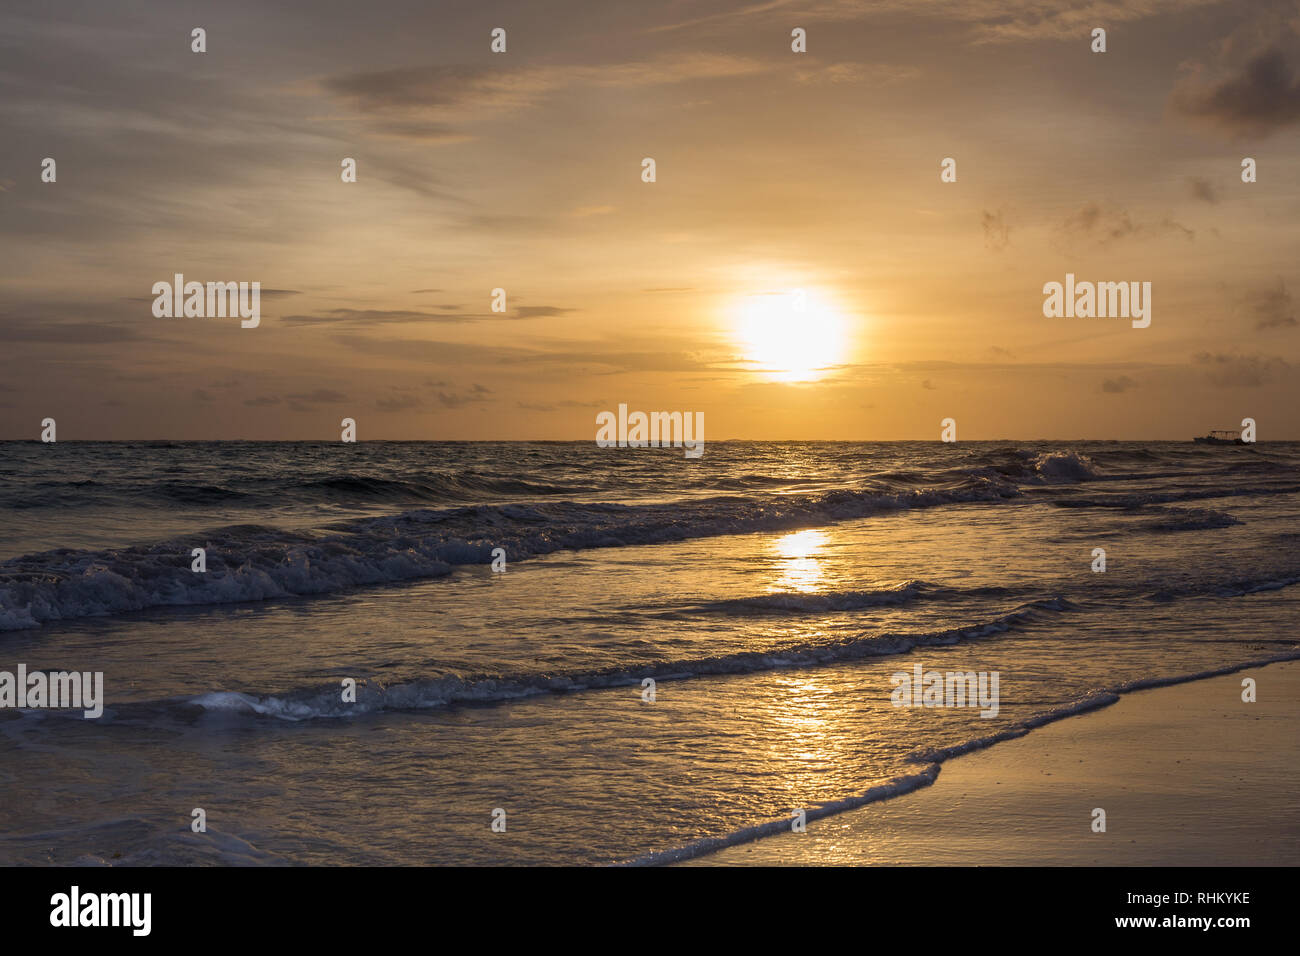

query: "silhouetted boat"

left=1194, top=430, right=1245, bottom=445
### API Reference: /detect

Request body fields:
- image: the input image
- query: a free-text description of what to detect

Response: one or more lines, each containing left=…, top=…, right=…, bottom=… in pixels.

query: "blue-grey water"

left=1, top=441, right=1297, bottom=864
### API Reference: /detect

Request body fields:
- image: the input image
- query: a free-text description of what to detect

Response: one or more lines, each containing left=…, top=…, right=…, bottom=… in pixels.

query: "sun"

left=732, top=290, right=848, bottom=382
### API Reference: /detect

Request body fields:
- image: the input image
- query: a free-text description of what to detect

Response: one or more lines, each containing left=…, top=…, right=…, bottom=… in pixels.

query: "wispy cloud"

left=319, top=54, right=766, bottom=140
left=1193, top=352, right=1291, bottom=387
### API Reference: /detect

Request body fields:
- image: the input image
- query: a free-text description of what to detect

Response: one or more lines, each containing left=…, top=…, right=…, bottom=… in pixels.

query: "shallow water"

left=1, top=441, right=1297, bottom=863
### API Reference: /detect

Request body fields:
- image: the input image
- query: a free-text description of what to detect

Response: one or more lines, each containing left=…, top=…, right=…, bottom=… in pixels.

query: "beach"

left=682, top=661, right=1300, bottom=866
left=1, top=441, right=1297, bottom=865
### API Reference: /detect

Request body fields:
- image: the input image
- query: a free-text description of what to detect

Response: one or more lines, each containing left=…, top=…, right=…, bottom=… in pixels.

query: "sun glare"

left=733, top=290, right=848, bottom=382
left=771, top=529, right=829, bottom=593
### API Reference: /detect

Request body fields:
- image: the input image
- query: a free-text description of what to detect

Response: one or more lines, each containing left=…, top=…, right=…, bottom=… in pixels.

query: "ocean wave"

left=1139, top=506, right=1243, bottom=532
left=1026, top=450, right=1102, bottom=483
left=294, top=473, right=591, bottom=501
left=172, top=599, right=1072, bottom=721
left=0, top=471, right=594, bottom=511
left=683, top=580, right=1017, bottom=616
left=1051, top=481, right=1300, bottom=509
left=1143, top=572, right=1300, bottom=603
left=0, top=481, right=1022, bottom=631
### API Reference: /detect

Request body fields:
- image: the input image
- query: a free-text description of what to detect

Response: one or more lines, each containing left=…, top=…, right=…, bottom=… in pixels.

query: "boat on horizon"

left=1193, top=429, right=1246, bottom=445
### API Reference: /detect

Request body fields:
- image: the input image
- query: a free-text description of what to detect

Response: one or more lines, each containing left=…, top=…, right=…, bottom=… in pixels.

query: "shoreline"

left=671, top=657, right=1300, bottom=866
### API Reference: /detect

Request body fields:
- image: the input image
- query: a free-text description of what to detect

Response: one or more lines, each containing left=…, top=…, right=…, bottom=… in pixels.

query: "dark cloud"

left=289, top=389, right=348, bottom=403
left=1192, top=352, right=1290, bottom=387
left=319, top=55, right=765, bottom=140
left=981, top=209, right=1009, bottom=251
left=1174, top=45, right=1300, bottom=137
left=2, top=319, right=140, bottom=344
left=376, top=393, right=422, bottom=412
left=281, top=306, right=552, bottom=327
left=515, top=399, right=605, bottom=411
left=1101, top=375, right=1138, bottom=394
left=322, top=65, right=501, bottom=111
left=1245, top=280, right=1296, bottom=331
left=1188, top=177, right=1219, bottom=204
left=283, top=389, right=349, bottom=412
left=1059, top=203, right=1194, bottom=245
left=513, top=306, right=575, bottom=319
left=1064, top=203, right=1131, bottom=241
left=282, top=309, right=445, bottom=327
left=434, top=387, right=493, bottom=408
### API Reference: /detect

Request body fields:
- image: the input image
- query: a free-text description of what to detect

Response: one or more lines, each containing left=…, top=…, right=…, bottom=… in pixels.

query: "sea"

left=1, top=440, right=1297, bottom=864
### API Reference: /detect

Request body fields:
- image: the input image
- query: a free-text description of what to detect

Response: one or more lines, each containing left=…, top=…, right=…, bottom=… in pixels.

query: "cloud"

left=1058, top=203, right=1194, bottom=245
left=793, top=63, right=918, bottom=85
left=433, top=383, right=493, bottom=408
left=377, top=393, right=422, bottom=412
left=514, top=306, right=575, bottom=319
left=650, top=0, right=1224, bottom=45
left=320, top=54, right=765, bottom=139
left=1101, top=375, right=1138, bottom=393
left=289, top=389, right=348, bottom=403
left=1064, top=203, right=1131, bottom=241
left=516, top=398, right=604, bottom=412
left=281, top=309, right=460, bottom=327
left=1, top=319, right=140, bottom=344
left=1173, top=43, right=1300, bottom=138
left=1245, top=280, right=1297, bottom=331
left=282, top=305, right=565, bottom=326
left=282, top=389, right=349, bottom=411
left=243, top=396, right=281, bottom=407
left=1188, top=177, right=1219, bottom=204
left=981, top=209, right=1010, bottom=251
left=1192, top=352, right=1290, bottom=387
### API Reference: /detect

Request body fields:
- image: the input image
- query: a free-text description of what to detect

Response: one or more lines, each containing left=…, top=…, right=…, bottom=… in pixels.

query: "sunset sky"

left=1, top=0, right=1297, bottom=439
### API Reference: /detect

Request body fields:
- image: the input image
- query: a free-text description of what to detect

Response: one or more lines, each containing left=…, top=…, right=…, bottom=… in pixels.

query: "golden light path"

left=771, top=528, right=830, bottom=593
